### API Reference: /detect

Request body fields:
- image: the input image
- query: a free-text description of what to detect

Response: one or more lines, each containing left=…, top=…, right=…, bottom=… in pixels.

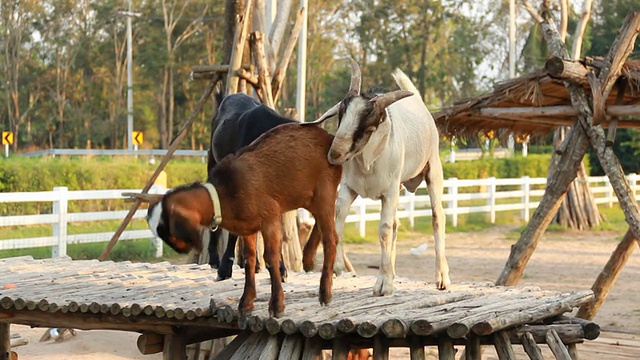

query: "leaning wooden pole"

left=98, top=75, right=220, bottom=261
left=577, top=229, right=639, bottom=320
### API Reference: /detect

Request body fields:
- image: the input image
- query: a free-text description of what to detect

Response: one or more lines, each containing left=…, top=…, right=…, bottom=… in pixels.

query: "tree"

left=1, top=0, right=43, bottom=151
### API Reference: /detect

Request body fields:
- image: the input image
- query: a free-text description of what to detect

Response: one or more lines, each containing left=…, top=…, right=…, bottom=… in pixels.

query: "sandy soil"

left=9, top=225, right=639, bottom=359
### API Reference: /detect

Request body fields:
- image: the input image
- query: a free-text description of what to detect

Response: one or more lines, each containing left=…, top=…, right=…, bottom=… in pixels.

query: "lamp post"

left=119, top=0, right=141, bottom=151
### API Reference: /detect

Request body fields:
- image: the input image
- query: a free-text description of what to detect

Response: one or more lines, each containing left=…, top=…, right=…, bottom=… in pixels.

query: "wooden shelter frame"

left=434, top=11, right=640, bottom=321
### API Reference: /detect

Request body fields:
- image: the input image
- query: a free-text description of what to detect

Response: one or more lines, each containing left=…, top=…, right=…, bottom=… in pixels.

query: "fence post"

left=359, top=199, right=366, bottom=238
left=448, top=178, right=458, bottom=227
left=605, top=178, right=614, bottom=208
left=488, top=177, right=496, bottom=224
left=52, top=186, right=68, bottom=258
left=149, top=176, right=167, bottom=258
left=407, top=189, right=415, bottom=229
left=628, top=173, right=638, bottom=200
left=521, top=176, right=530, bottom=222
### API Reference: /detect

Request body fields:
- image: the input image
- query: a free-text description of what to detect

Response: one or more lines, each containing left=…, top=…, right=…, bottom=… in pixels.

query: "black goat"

left=206, top=93, right=295, bottom=280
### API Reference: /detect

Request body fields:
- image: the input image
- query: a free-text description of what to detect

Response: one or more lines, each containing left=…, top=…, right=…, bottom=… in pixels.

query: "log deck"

left=0, top=256, right=599, bottom=359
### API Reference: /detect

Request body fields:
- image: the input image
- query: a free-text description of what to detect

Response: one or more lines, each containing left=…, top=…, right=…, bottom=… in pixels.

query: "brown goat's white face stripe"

left=147, top=203, right=163, bottom=238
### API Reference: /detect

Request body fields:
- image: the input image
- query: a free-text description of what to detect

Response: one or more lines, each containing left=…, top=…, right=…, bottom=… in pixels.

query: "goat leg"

left=316, top=214, right=337, bottom=305
left=302, top=223, right=321, bottom=272
left=262, top=225, right=285, bottom=317
left=238, top=233, right=258, bottom=315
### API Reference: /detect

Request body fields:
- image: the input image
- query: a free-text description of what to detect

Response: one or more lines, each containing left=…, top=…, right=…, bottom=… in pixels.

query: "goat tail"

left=392, top=69, right=420, bottom=98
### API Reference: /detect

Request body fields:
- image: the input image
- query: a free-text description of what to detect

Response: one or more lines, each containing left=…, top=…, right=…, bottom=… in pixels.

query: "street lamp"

left=118, top=1, right=141, bottom=151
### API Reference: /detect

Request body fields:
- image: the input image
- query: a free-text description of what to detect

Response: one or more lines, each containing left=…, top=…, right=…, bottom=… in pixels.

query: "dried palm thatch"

left=433, top=58, right=640, bottom=140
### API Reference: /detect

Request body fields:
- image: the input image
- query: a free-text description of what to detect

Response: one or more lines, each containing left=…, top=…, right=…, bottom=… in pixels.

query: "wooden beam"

left=163, top=332, right=187, bottom=360
left=577, top=229, right=639, bottom=320
left=437, top=338, right=455, bottom=360
left=480, top=105, right=640, bottom=118
left=521, top=332, right=545, bottom=360
left=493, top=331, right=517, bottom=360
left=138, top=333, right=164, bottom=355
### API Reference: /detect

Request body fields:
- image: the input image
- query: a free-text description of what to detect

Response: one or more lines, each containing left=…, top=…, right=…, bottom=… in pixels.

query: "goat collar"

left=203, top=183, right=222, bottom=230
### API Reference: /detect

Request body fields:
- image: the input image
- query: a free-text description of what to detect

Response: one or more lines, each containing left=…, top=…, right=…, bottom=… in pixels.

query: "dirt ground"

left=9, top=225, right=640, bottom=359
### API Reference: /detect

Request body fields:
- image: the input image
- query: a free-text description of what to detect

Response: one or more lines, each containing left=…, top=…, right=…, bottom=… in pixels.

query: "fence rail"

left=1, top=174, right=637, bottom=258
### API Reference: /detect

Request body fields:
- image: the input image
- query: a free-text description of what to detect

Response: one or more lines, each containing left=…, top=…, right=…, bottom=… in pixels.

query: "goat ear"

left=371, top=90, right=414, bottom=111
left=361, top=118, right=391, bottom=171
left=304, top=102, right=340, bottom=125
left=168, top=206, right=203, bottom=252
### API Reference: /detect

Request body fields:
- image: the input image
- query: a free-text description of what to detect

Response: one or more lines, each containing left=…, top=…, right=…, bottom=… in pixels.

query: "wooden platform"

left=0, top=256, right=601, bottom=359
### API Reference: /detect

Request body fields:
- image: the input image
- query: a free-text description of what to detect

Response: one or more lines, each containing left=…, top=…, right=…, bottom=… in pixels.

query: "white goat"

left=314, top=59, right=450, bottom=295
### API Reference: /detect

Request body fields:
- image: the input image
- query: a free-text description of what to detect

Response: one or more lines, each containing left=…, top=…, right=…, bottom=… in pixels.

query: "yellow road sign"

left=132, top=131, right=143, bottom=145
left=2, top=131, right=14, bottom=145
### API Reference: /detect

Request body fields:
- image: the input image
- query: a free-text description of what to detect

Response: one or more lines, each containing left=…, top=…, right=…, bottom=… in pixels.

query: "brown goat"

left=144, top=123, right=342, bottom=317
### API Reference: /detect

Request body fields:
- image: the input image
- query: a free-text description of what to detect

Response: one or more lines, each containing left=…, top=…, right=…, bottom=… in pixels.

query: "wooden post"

left=577, top=229, right=639, bottom=319
left=521, top=332, right=544, bottom=360
left=332, top=338, right=350, bottom=360
left=373, top=334, right=389, bottom=360
left=545, top=329, right=572, bottom=360
left=226, top=0, right=253, bottom=95
left=163, top=333, right=187, bottom=360
left=437, top=338, right=455, bottom=360
left=98, top=75, right=220, bottom=261
left=0, top=323, right=10, bottom=360
left=409, top=336, right=425, bottom=360
left=301, top=337, right=322, bottom=360
left=464, top=335, right=481, bottom=360
left=278, top=335, right=304, bottom=360
left=493, top=331, right=517, bottom=360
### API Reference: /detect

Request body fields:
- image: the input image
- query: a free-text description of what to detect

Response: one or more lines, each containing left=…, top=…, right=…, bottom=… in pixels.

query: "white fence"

left=0, top=174, right=637, bottom=258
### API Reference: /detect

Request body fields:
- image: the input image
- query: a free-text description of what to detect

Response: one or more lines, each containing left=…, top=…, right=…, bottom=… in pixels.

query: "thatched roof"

left=433, top=58, right=640, bottom=139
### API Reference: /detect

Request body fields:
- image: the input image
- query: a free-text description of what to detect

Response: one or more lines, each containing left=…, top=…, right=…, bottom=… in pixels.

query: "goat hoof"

left=319, top=292, right=332, bottom=306
left=269, top=304, right=285, bottom=318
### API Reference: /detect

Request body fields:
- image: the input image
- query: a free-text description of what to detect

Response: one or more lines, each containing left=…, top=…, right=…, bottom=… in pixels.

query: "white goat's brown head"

left=314, top=59, right=413, bottom=169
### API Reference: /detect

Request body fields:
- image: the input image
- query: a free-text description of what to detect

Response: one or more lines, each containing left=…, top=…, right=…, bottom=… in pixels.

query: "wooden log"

left=163, top=333, right=187, bottom=360
left=521, top=332, right=545, bottom=360
left=549, top=316, right=600, bottom=340
left=300, top=320, right=318, bottom=338
left=301, top=336, right=322, bottom=360
left=258, top=334, right=280, bottom=360
left=271, top=7, right=306, bottom=102
left=278, top=334, right=304, bottom=360
left=381, top=319, right=410, bottom=339
left=250, top=32, right=274, bottom=108
left=577, top=229, right=638, bottom=320
left=229, top=332, right=270, bottom=360
left=138, top=332, right=164, bottom=355
left=226, top=0, right=252, bottom=95
left=318, top=322, right=337, bottom=340
left=511, top=324, right=585, bottom=344
left=546, top=328, right=572, bottom=360
left=468, top=291, right=594, bottom=337
left=409, top=336, right=425, bottom=360
left=211, top=331, right=252, bottom=360
left=357, top=320, right=379, bottom=338
left=464, top=335, right=480, bottom=360
left=373, top=334, right=389, bottom=360
left=545, top=56, right=590, bottom=85
left=479, top=105, right=640, bottom=119
left=493, top=331, right=516, bottom=360
left=437, top=338, right=455, bottom=360
left=9, top=334, right=27, bottom=348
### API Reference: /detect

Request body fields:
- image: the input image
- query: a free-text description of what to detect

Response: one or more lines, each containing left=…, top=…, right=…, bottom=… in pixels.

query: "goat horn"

left=371, top=90, right=414, bottom=111
left=347, top=57, right=361, bottom=95
left=305, top=102, right=340, bottom=125
left=122, top=192, right=164, bottom=203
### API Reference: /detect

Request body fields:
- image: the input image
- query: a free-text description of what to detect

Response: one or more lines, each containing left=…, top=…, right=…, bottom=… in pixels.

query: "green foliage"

left=0, top=157, right=206, bottom=215
left=442, top=154, right=551, bottom=180
left=587, top=129, right=640, bottom=175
